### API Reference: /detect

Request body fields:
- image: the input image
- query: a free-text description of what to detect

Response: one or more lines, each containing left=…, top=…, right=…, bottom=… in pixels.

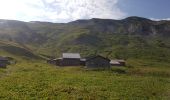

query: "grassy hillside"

left=28, top=17, right=170, bottom=61
left=0, top=17, right=170, bottom=61
left=0, top=41, right=41, bottom=60
left=0, top=59, right=169, bottom=99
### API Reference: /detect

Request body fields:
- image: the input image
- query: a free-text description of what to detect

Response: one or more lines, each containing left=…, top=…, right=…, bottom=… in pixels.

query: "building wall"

left=80, top=61, right=86, bottom=66
left=56, top=59, right=61, bottom=66
left=60, top=58, right=80, bottom=66
left=0, top=60, right=8, bottom=68
left=86, top=57, right=110, bottom=69
left=119, top=62, right=126, bottom=66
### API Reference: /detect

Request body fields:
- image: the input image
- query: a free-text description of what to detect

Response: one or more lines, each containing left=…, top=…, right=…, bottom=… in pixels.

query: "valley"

left=0, top=17, right=170, bottom=99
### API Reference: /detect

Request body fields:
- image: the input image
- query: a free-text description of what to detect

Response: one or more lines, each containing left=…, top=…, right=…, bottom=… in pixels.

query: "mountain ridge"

left=0, top=16, right=169, bottom=60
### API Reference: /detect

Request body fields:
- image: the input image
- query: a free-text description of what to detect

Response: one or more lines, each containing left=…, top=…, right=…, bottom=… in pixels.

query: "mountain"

left=0, top=41, right=41, bottom=60
left=0, top=16, right=170, bottom=61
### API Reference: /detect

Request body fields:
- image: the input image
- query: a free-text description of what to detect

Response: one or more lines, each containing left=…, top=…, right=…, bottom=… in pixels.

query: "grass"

left=0, top=59, right=169, bottom=100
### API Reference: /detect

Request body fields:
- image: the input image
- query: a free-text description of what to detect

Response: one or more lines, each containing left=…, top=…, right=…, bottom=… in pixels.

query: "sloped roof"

left=86, top=55, right=110, bottom=61
left=62, top=53, right=81, bottom=59
left=110, top=60, right=125, bottom=64
left=80, top=58, right=86, bottom=61
left=110, top=60, right=120, bottom=64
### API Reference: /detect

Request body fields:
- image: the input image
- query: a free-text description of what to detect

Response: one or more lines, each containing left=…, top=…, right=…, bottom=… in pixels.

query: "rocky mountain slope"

left=0, top=16, right=170, bottom=60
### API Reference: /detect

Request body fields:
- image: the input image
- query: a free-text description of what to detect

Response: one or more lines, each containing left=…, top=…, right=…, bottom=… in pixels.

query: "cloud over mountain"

left=0, top=0, right=126, bottom=22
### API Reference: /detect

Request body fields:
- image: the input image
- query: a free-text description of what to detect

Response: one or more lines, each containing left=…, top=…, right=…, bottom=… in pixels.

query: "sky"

left=0, top=0, right=169, bottom=22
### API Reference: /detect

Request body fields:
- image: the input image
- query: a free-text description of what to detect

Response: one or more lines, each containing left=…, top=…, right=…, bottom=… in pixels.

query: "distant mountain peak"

left=123, top=16, right=153, bottom=22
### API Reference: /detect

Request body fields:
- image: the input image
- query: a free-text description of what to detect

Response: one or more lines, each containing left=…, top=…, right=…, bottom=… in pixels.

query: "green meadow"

left=0, top=59, right=169, bottom=100
left=0, top=40, right=170, bottom=99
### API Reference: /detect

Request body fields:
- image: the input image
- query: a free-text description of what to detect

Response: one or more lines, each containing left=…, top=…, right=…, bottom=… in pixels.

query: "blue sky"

left=0, top=0, right=169, bottom=22
left=118, top=0, right=170, bottom=20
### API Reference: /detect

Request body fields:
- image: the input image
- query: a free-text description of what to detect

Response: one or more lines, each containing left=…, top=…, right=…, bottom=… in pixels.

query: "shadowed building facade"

left=59, top=53, right=81, bottom=66
left=85, top=55, right=110, bottom=69
left=0, top=57, right=9, bottom=68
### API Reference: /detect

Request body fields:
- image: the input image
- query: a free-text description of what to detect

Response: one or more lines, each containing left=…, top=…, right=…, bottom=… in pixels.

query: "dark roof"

left=86, top=55, right=110, bottom=61
left=62, top=53, right=81, bottom=59
left=0, top=57, right=8, bottom=61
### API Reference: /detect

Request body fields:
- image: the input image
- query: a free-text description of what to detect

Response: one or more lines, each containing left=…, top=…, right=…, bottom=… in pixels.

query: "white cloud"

left=0, top=0, right=126, bottom=22
left=150, top=18, right=170, bottom=21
